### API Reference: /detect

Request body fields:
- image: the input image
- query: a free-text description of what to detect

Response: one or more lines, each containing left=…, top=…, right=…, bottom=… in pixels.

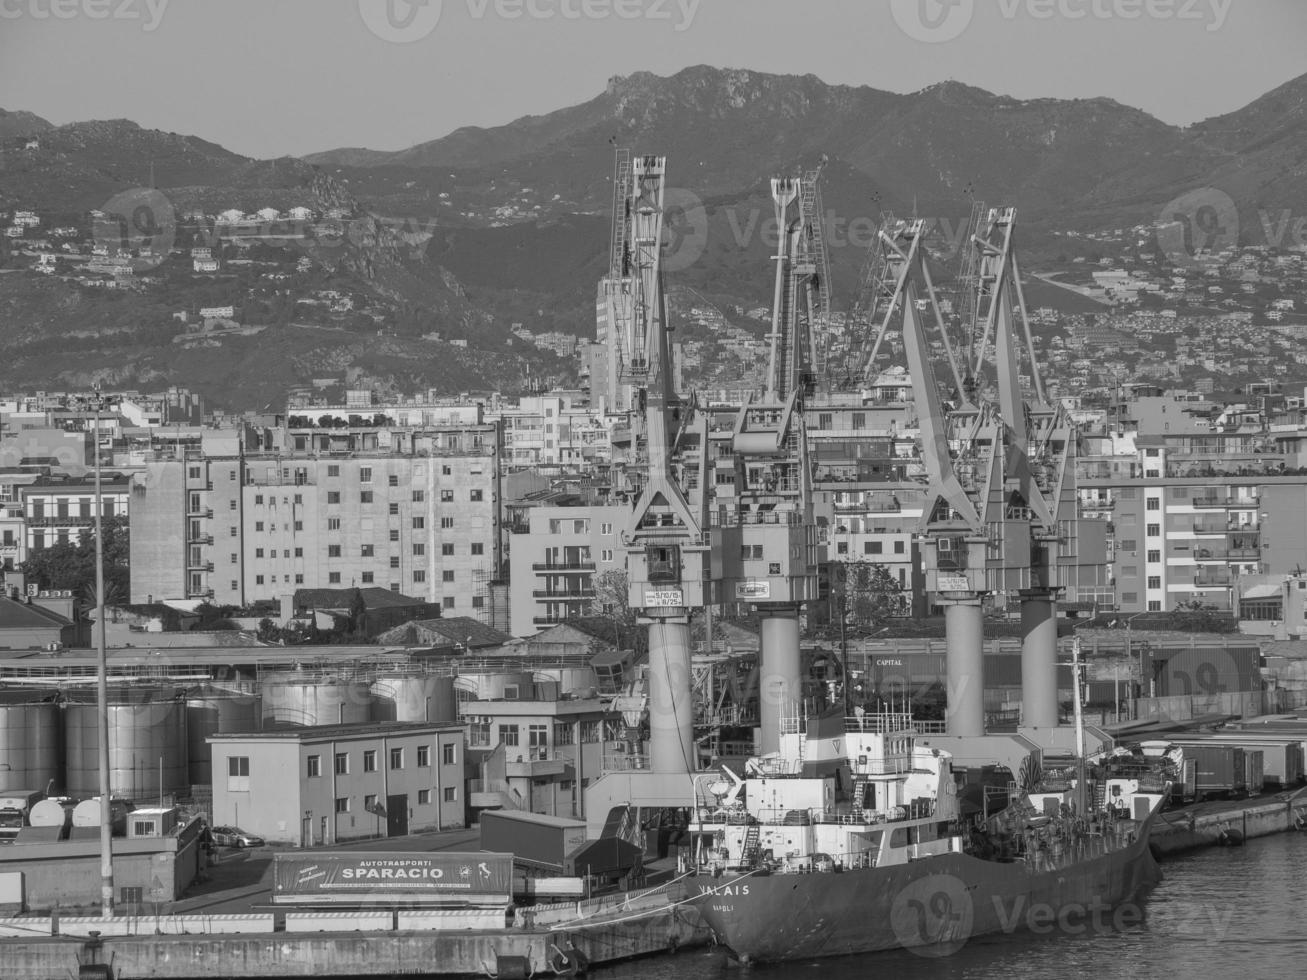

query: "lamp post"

left=85, top=384, right=114, bottom=919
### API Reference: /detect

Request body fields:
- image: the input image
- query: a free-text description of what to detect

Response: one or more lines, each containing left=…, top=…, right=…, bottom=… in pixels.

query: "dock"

left=1148, top=786, right=1307, bottom=855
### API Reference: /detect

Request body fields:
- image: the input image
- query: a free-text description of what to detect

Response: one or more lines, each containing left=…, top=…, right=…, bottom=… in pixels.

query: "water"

left=221, top=832, right=1307, bottom=979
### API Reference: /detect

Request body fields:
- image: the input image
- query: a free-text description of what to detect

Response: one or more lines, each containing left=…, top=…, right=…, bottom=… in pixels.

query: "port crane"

left=715, top=172, right=827, bottom=753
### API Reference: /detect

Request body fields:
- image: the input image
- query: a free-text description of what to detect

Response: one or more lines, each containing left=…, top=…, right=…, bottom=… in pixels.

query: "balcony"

left=26, top=516, right=96, bottom=527
left=1194, top=569, right=1233, bottom=587
left=1191, top=519, right=1228, bottom=535
left=505, top=752, right=570, bottom=779
left=187, top=534, right=214, bottom=546
left=532, top=589, right=595, bottom=600
left=531, top=561, right=595, bottom=573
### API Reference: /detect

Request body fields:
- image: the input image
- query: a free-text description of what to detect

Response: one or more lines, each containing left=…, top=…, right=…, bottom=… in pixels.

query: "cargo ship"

left=684, top=708, right=1165, bottom=962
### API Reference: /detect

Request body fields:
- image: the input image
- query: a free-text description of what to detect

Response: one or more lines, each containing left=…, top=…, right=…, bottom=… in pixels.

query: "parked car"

left=211, top=825, right=264, bottom=848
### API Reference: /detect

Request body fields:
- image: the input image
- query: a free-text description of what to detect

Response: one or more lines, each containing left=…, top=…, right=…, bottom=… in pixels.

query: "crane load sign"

left=936, top=576, right=971, bottom=592
left=735, top=581, right=771, bottom=600
left=643, top=589, right=684, bottom=607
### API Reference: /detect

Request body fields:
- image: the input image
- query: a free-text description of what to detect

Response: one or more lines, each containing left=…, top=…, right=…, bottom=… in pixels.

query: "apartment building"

left=130, top=423, right=502, bottom=615
left=507, top=504, right=631, bottom=636
left=19, top=474, right=132, bottom=555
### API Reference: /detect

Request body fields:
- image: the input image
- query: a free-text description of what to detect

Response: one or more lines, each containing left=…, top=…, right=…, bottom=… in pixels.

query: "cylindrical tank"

left=533, top=668, right=599, bottom=698
left=0, top=690, right=61, bottom=794
left=186, top=685, right=262, bottom=786
left=453, top=671, right=534, bottom=702
left=371, top=673, right=456, bottom=723
left=71, top=797, right=128, bottom=836
left=29, top=798, right=71, bottom=829
left=63, top=688, right=189, bottom=802
left=261, top=674, right=373, bottom=728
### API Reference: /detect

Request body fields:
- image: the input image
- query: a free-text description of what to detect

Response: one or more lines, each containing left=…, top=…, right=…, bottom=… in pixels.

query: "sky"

left=1, top=0, right=1305, bottom=159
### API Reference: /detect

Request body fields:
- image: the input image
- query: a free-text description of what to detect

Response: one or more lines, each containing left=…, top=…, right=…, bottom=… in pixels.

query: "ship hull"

left=690, top=829, right=1161, bottom=962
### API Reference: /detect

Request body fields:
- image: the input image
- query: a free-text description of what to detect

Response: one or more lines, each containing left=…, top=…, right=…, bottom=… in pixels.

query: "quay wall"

left=1149, top=788, right=1307, bottom=856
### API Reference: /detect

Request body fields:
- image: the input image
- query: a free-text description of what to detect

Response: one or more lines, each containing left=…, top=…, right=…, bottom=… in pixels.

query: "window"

left=361, top=544, right=374, bottom=557
left=1146, top=524, right=1160, bottom=537
left=361, top=572, right=374, bottom=583
left=327, top=465, right=340, bottom=477
left=294, top=520, right=303, bottom=531
left=360, top=467, right=372, bottom=483
left=1147, top=549, right=1161, bottom=563
left=1147, top=600, right=1162, bottom=612
left=360, top=491, right=373, bottom=504
left=390, top=556, right=400, bottom=568
left=499, top=724, right=520, bottom=746
left=442, top=465, right=451, bottom=476
left=441, top=543, right=455, bottom=556
left=418, top=789, right=432, bottom=805
left=389, top=747, right=404, bottom=770
left=227, top=756, right=250, bottom=792
left=440, top=490, right=454, bottom=503
left=306, top=755, right=321, bottom=778
left=412, top=490, right=425, bottom=502
left=363, top=750, right=377, bottom=772
left=328, top=517, right=341, bottom=531
left=390, top=529, right=401, bottom=542
left=334, top=752, right=349, bottom=775
left=328, top=544, right=341, bottom=558
left=580, top=721, right=600, bottom=743
left=472, top=596, right=484, bottom=608
left=471, top=542, right=484, bottom=556
left=327, top=491, right=340, bottom=504
left=388, top=474, right=398, bottom=487
left=328, top=572, right=341, bottom=583
left=334, top=797, right=350, bottom=814
left=255, top=521, right=264, bottom=533
left=255, top=575, right=265, bottom=585
left=1146, top=498, right=1160, bottom=511
left=229, top=500, right=237, bottom=510
left=413, top=543, right=425, bottom=556
left=443, top=570, right=455, bottom=582
left=470, top=489, right=483, bottom=502
left=415, top=517, right=427, bottom=529
left=1147, top=576, right=1161, bottom=589
left=417, top=745, right=430, bottom=767
left=553, top=723, right=574, bottom=746
left=413, top=570, right=426, bottom=583
left=388, top=502, right=400, bottom=516
left=600, top=522, right=613, bottom=535
left=864, top=541, right=882, bottom=555
left=601, top=549, right=613, bottom=562
left=295, top=574, right=303, bottom=584
left=443, top=787, right=457, bottom=803
left=231, top=526, right=238, bottom=537
left=443, top=596, right=455, bottom=609
left=470, top=721, right=490, bottom=747
left=442, top=743, right=455, bottom=765
left=364, top=794, right=377, bottom=812
left=441, top=517, right=454, bottom=529
left=231, top=553, right=238, bottom=564
left=894, top=540, right=905, bottom=554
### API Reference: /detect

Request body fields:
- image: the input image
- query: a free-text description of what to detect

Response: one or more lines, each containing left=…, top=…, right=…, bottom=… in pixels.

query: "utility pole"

left=88, top=383, right=114, bottom=919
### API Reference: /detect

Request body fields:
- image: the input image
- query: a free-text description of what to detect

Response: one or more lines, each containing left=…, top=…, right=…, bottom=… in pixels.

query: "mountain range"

left=2, top=65, right=1306, bottom=408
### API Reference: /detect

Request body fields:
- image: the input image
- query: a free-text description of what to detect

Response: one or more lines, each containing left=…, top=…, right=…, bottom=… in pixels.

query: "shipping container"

left=1245, top=749, right=1265, bottom=796
left=478, top=809, right=587, bottom=872
left=1183, top=744, right=1246, bottom=800
left=1177, top=736, right=1303, bottom=789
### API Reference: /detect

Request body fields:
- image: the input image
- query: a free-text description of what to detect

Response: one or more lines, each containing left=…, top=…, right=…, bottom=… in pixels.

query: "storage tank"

left=261, top=673, right=373, bottom=728
left=186, top=685, right=262, bottom=786
left=63, top=688, right=189, bottom=801
left=453, top=671, right=535, bottom=702
left=371, top=673, right=456, bottom=723
left=71, top=797, right=129, bottom=836
left=28, top=798, right=72, bottom=829
left=0, top=690, right=61, bottom=794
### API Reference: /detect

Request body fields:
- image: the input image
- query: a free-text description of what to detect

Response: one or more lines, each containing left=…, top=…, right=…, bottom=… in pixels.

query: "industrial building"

left=208, top=721, right=466, bottom=846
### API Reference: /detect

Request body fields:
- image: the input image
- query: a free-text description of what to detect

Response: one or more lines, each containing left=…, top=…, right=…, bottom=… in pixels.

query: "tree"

left=21, top=515, right=129, bottom=604
left=818, top=561, right=904, bottom=639
left=591, top=568, right=638, bottom=649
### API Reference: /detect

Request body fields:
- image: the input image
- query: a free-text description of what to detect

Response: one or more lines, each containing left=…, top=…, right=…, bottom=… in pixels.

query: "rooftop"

left=208, top=720, right=465, bottom=742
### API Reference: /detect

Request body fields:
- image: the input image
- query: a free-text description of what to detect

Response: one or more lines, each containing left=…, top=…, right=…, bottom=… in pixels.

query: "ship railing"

left=693, top=807, right=753, bottom=825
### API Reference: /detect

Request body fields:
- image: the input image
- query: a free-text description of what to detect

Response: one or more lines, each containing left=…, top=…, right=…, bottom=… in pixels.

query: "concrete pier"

left=1148, top=787, right=1307, bottom=857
